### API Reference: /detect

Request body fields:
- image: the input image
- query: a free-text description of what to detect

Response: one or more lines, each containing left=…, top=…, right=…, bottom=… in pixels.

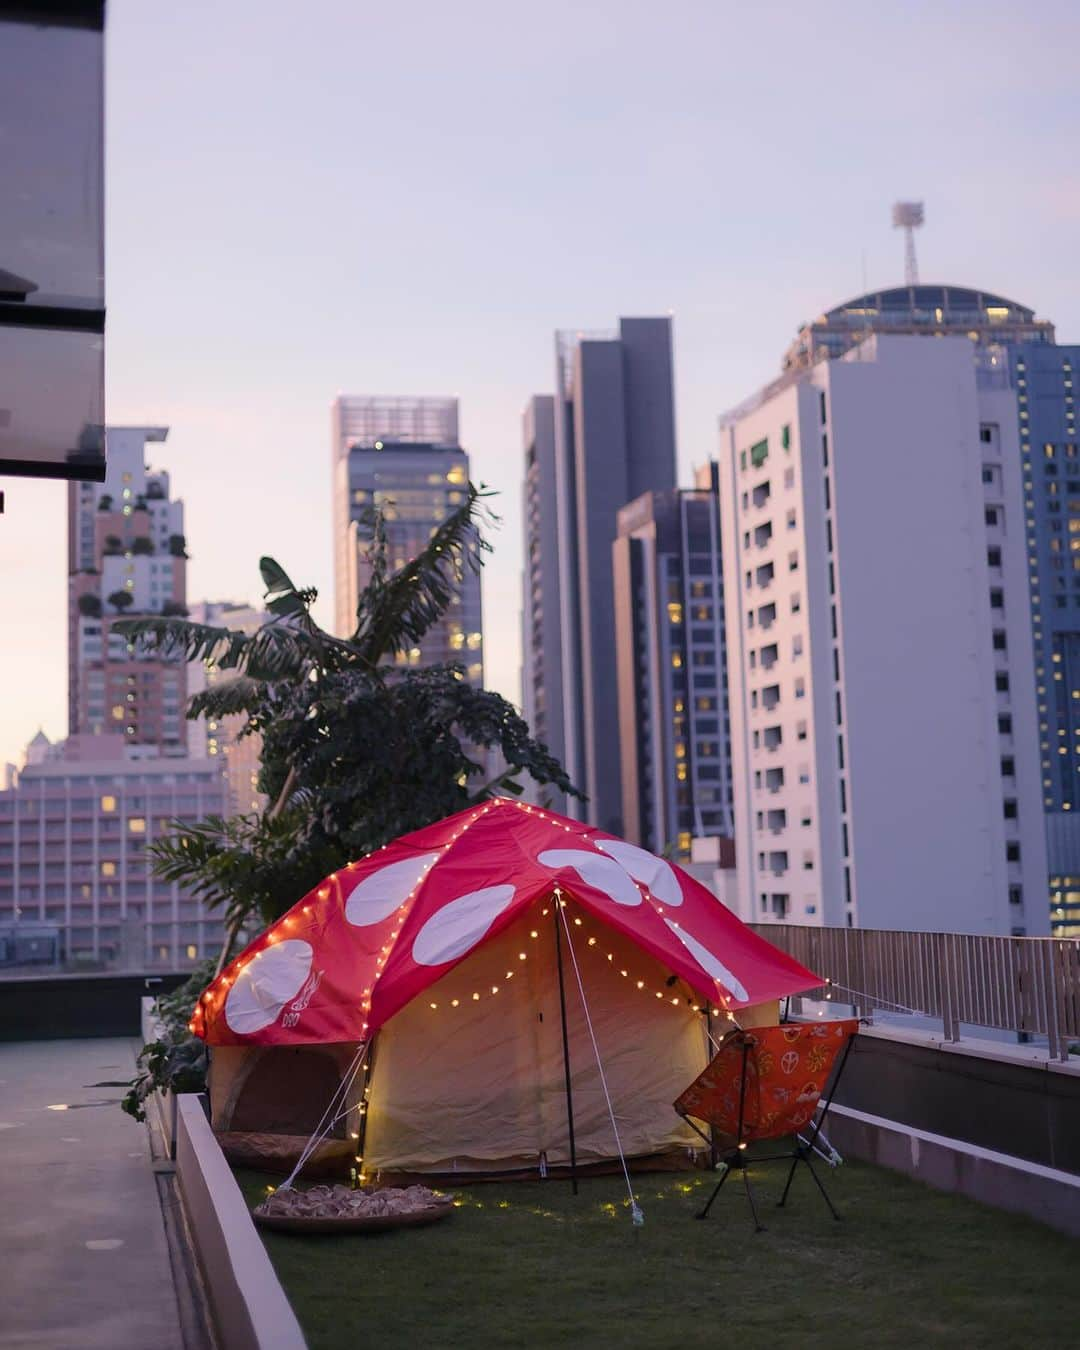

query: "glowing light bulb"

left=451, top=998, right=460, bottom=1007
left=472, top=992, right=480, bottom=1001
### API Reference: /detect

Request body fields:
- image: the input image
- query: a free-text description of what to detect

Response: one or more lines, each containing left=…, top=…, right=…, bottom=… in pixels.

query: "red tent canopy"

left=191, top=797, right=820, bottom=1047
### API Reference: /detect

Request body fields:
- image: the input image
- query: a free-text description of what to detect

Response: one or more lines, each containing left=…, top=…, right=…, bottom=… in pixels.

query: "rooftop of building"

left=783, top=282, right=1055, bottom=371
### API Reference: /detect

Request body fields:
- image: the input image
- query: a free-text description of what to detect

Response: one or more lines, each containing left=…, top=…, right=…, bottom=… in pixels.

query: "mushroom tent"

left=196, top=797, right=820, bottom=1178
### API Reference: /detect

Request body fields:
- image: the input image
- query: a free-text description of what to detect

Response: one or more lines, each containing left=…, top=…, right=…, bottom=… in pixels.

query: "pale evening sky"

left=2, top=0, right=1079, bottom=768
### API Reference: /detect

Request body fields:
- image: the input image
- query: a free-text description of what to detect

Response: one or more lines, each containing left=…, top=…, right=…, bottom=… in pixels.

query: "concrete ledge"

left=175, top=1094, right=306, bottom=1350
left=828, top=1102, right=1080, bottom=1239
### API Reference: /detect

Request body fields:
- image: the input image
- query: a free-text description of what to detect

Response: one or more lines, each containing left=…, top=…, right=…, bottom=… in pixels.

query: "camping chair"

left=674, top=1018, right=858, bottom=1231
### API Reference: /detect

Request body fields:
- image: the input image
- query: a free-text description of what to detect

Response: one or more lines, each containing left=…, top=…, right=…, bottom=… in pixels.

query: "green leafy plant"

left=120, top=959, right=217, bottom=1120
left=115, top=487, right=581, bottom=1121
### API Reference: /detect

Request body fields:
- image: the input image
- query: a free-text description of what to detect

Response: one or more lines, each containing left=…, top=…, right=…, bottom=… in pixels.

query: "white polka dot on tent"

left=344, top=852, right=440, bottom=927
left=663, top=918, right=749, bottom=1002
left=225, top=939, right=314, bottom=1034
left=593, top=839, right=683, bottom=906
left=537, top=850, right=642, bottom=906
left=411, top=885, right=516, bottom=966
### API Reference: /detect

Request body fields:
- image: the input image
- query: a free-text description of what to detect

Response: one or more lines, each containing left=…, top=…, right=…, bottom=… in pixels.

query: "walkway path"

left=0, top=1038, right=186, bottom=1350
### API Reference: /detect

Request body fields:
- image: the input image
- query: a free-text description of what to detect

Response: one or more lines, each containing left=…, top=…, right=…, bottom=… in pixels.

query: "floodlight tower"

left=892, top=201, right=924, bottom=285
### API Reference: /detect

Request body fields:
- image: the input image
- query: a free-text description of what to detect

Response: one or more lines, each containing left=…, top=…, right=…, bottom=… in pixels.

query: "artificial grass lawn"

left=235, top=1160, right=1079, bottom=1350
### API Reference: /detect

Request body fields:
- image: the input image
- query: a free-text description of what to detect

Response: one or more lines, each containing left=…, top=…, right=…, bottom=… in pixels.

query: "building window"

left=100, top=861, right=116, bottom=878
left=987, top=547, right=1001, bottom=567
left=990, top=589, right=1004, bottom=609
left=1006, top=842, right=1021, bottom=862
left=992, top=630, right=1007, bottom=651
left=985, top=507, right=999, bottom=526
left=995, top=672, right=1010, bottom=692
left=1004, top=799, right=1018, bottom=819
left=128, top=817, right=146, bottom=834
left=100, top=795, right=116, bottom=812
left=998, top=714, right=1012, bottom=734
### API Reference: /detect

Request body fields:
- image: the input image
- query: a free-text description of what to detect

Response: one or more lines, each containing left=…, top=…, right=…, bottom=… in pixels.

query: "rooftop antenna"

left=892, top=201, right=924, bottom=285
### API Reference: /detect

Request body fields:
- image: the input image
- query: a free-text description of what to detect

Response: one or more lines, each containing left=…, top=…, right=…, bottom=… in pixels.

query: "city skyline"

left=3, top=0, right=1080, bottom=769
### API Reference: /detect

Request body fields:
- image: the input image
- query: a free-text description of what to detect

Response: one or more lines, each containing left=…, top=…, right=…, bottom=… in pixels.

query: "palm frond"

left=112, top=617, right=245, bottom=666
left=351, top=483, right=496, bottom=665
left=187, top=675, right=263, bottom=723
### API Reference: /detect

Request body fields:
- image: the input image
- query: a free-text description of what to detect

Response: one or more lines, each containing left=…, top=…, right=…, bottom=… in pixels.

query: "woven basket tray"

left=253, top=1198, right=455, bottom=1235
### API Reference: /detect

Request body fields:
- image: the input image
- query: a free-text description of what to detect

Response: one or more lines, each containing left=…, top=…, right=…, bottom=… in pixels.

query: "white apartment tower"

left=717, top=334, right=1048, bottom=935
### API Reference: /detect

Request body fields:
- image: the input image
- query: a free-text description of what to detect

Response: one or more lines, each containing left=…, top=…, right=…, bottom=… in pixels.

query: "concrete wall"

left=175, top=1094, right=306, bottom=1350
left=832, top=1025, right=1080, bottom=1175
left=827, top=1103, right=1080, bottom=1239
left=0, top=970, right=189, bottom=1040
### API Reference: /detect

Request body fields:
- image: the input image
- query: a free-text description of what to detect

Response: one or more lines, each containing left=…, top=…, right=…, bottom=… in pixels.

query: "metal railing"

left=750, top=924, right=1080, bottom=1062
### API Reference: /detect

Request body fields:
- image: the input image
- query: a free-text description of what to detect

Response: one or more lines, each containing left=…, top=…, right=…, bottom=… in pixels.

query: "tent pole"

left=552, top=891, right=579, bottom=1195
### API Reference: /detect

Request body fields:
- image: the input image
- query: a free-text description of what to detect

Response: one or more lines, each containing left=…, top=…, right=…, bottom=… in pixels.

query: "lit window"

left=100, top=795, right=116, bottom=812
left=128, top=817, right=146, bottom=834
left=100, top=861, right=116, bottom=877
left=447, top=465, right=467, bottom=485
left=186, top=944, right=198, bottom=960
left=466, top=632, right=482, bottom=650
left=671, top=652, right=683, bottom=669
left=111, top=705, right=124, bottom=720
left=667, top=602, right=683, bottom=624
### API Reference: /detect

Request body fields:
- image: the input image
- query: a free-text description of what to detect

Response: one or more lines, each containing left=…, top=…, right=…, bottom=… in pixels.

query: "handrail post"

left=939, top=934, right=959, bottom=1043
left=1043, top=940, right=1063, bottom=1062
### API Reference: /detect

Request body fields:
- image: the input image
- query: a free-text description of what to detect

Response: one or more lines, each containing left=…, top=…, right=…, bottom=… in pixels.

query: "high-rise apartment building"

left=187, top=601, right=269, bottom=816
left=1004, top=344, right=1080, bottom=936
left=773, top=283, right=1078, bottom=934
left=522, top=318, right=677, bottom=832
left=612, top=485, right=733, bottom=860
left=331, top=396, right=482, bottom=679
left=68, top=426, right=188, bottom=750
left=717, top=332, right=1048, bottom=936
left=521, top=395, right=563, bottom=759
left=0, top=737, right=226, bottom=968
left=0, top=424, right=228, bottom=973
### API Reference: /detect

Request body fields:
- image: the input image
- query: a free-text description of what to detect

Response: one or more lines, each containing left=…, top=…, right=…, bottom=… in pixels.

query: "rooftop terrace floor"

left=238, top=1157, right=1080, bottom=1350
left=0, top=1038, right=184, bottom=1350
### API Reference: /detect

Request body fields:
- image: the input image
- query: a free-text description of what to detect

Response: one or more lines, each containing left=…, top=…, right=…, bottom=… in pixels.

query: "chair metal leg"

left=695, top=1165, right=729, bottom=1220
left=742, top=1168, right=765, bottom=1232
left=803, top=1154, right=841, bottom=1221
left=777, top=1153, right=800, bottom=1209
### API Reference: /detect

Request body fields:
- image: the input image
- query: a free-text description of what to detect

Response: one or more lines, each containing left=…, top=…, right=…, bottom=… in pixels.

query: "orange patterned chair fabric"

left=674, top=1019, right=859, bottom=1142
